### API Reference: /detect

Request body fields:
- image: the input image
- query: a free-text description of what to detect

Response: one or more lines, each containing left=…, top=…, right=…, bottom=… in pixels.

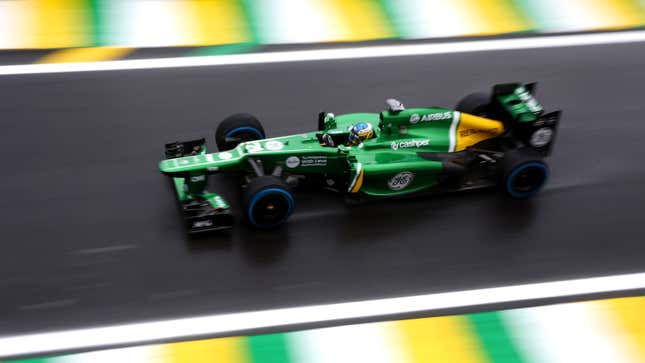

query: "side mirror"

left=386, top=98, right=405, bottom=113
left=318, top=112, right=336, bottom=131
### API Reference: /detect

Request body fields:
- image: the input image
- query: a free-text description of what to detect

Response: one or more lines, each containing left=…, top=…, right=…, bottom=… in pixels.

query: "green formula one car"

left=159, top=82, right=560, bottom=233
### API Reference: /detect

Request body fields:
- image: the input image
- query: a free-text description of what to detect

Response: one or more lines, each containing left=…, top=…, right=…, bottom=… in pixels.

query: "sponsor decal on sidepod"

left=388, top=171, right=414, bottom=191
left=391, top=139, right=429, bottom=150
left=285, top=156, right=300, bottom=168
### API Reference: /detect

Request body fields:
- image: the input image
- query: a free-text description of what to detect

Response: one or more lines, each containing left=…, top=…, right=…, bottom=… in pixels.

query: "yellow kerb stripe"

left=586, top=0, right=645, bottom=30
left=182, top=0, right=250, bottom=46
left=162, top=336, right=248, bottom=363
left=37, top=47, right=132, bottom=64
left=397, top=315, right=487, bottom=362
left=455, top=113, right=504, bottom=151
left=460, top=0, right=530, bottom=35
left=323, top=0, right=395, bottom=42
left=32, top=0, right=90, bottom=48
left=605, top=297, right=645, bottom=361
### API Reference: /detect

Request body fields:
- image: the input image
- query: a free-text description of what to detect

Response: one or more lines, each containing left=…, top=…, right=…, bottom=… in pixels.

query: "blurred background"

left=2, top=0, right=645, bottom=62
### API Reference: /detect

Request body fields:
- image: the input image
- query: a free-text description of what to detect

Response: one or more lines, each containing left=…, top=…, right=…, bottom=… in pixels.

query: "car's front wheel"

left=243, top=176, right=295, bottom=229
left=215, top=113, right=266, bottom=151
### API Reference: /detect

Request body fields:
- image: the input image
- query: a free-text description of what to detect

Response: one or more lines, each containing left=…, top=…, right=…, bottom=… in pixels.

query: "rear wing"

left=491, top=83, right=561, bottom=156
left=493, top=83, right=542, bottom=122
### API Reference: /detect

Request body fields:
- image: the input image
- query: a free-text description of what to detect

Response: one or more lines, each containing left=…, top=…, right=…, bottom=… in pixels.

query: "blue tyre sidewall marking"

left=225, top=126, right=264, bottom=139
left=248, top=188, right=295, bottom=228
left=506, top=161, right=549, bottom=198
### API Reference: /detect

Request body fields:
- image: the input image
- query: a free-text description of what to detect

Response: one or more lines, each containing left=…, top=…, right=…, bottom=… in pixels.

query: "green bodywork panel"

left=168, top=147, right=230, bottom=209
left=173, top=177, right=229, bottom=209
left=496, top=85, right=543, bottom=122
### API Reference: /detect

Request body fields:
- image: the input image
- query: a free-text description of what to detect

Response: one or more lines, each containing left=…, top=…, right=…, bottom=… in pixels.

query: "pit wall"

left=1, top=0, right=645, bottom=53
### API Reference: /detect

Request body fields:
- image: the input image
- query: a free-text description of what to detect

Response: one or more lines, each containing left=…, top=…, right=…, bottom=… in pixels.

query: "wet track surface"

left=1, top=42, right=645, bottom=336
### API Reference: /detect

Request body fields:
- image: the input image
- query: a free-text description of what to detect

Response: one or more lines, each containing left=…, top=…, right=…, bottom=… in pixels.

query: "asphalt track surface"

left=1, top=42, right=645, bottom=337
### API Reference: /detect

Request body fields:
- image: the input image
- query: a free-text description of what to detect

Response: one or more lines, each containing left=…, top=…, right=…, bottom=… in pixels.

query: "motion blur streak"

left=3, top=29, right=645, bottom=75
left=0, top=0, right=90, bottom=49
left=7, top=297, right=645, bottom=362
left=102, top=0, right=250, bottom=47
left=36, top=47, right=132, bottom=64
left=162, top=338, right=246, bottom=363
left=504, top=304, right=631, bottom=362
left=1, top=272, right=645, bottom=358
left=396, top=316, right=485, bottom=362
left=608, top=299, right=645, bottom=359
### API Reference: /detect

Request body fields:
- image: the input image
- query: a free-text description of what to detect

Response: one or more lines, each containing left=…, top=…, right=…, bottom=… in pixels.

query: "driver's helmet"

left=348, top=122, right=374, bottom=145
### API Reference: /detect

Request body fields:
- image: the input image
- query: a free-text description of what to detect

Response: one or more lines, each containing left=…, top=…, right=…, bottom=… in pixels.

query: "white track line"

left=1, top=272, right=645, bottom=358
left=2, top=30, right=645, bottom=76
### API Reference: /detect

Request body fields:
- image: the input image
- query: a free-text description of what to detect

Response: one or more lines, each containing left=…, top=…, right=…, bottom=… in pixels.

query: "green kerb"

left=378, top=0, right=405, bottom=39
left=468, top=311, right=526, bottom=363
left=247, top=333, right=292, bottom=363
left=87, top=0, right=104, bottom=46
left=240, top=0, right=260, bottom=45
left=4, top=358, right=49, bottom=363
left=190, top=43, right=259, bottom=57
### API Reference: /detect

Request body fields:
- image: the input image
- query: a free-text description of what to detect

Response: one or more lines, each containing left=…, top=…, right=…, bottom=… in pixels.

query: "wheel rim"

left=507, top=162, right=548, bottom=198
left=248, top=188, right=294, bottom=228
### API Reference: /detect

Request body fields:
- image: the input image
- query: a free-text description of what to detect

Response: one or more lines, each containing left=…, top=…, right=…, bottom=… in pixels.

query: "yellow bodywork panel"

left=455, top=113, right=504, bottom=151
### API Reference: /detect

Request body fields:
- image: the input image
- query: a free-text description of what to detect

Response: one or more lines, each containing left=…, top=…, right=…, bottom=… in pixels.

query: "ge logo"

left=409, top=113, right=420, bottom=124
left=390, top=141, right=399, bottom=150
left=387, top=171, right=414, bottom=191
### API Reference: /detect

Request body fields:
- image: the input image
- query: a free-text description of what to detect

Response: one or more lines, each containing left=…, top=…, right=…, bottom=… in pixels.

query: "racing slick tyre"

left=215, top=113, right=266, bottom=151
left=455, top=93, right=492, bottom=117
left=499, top=148, right=549, bottom=199
left=243, top=176, right=295, bottom=229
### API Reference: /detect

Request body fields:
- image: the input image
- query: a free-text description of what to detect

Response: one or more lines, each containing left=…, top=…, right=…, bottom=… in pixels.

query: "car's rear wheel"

left=455, top=92, right=493, bottom=118
left=215, top=113, right=266, bottom=151
left=243, top=176, right=294, bottom=229
left=499, top=148, right=549, bottom=199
